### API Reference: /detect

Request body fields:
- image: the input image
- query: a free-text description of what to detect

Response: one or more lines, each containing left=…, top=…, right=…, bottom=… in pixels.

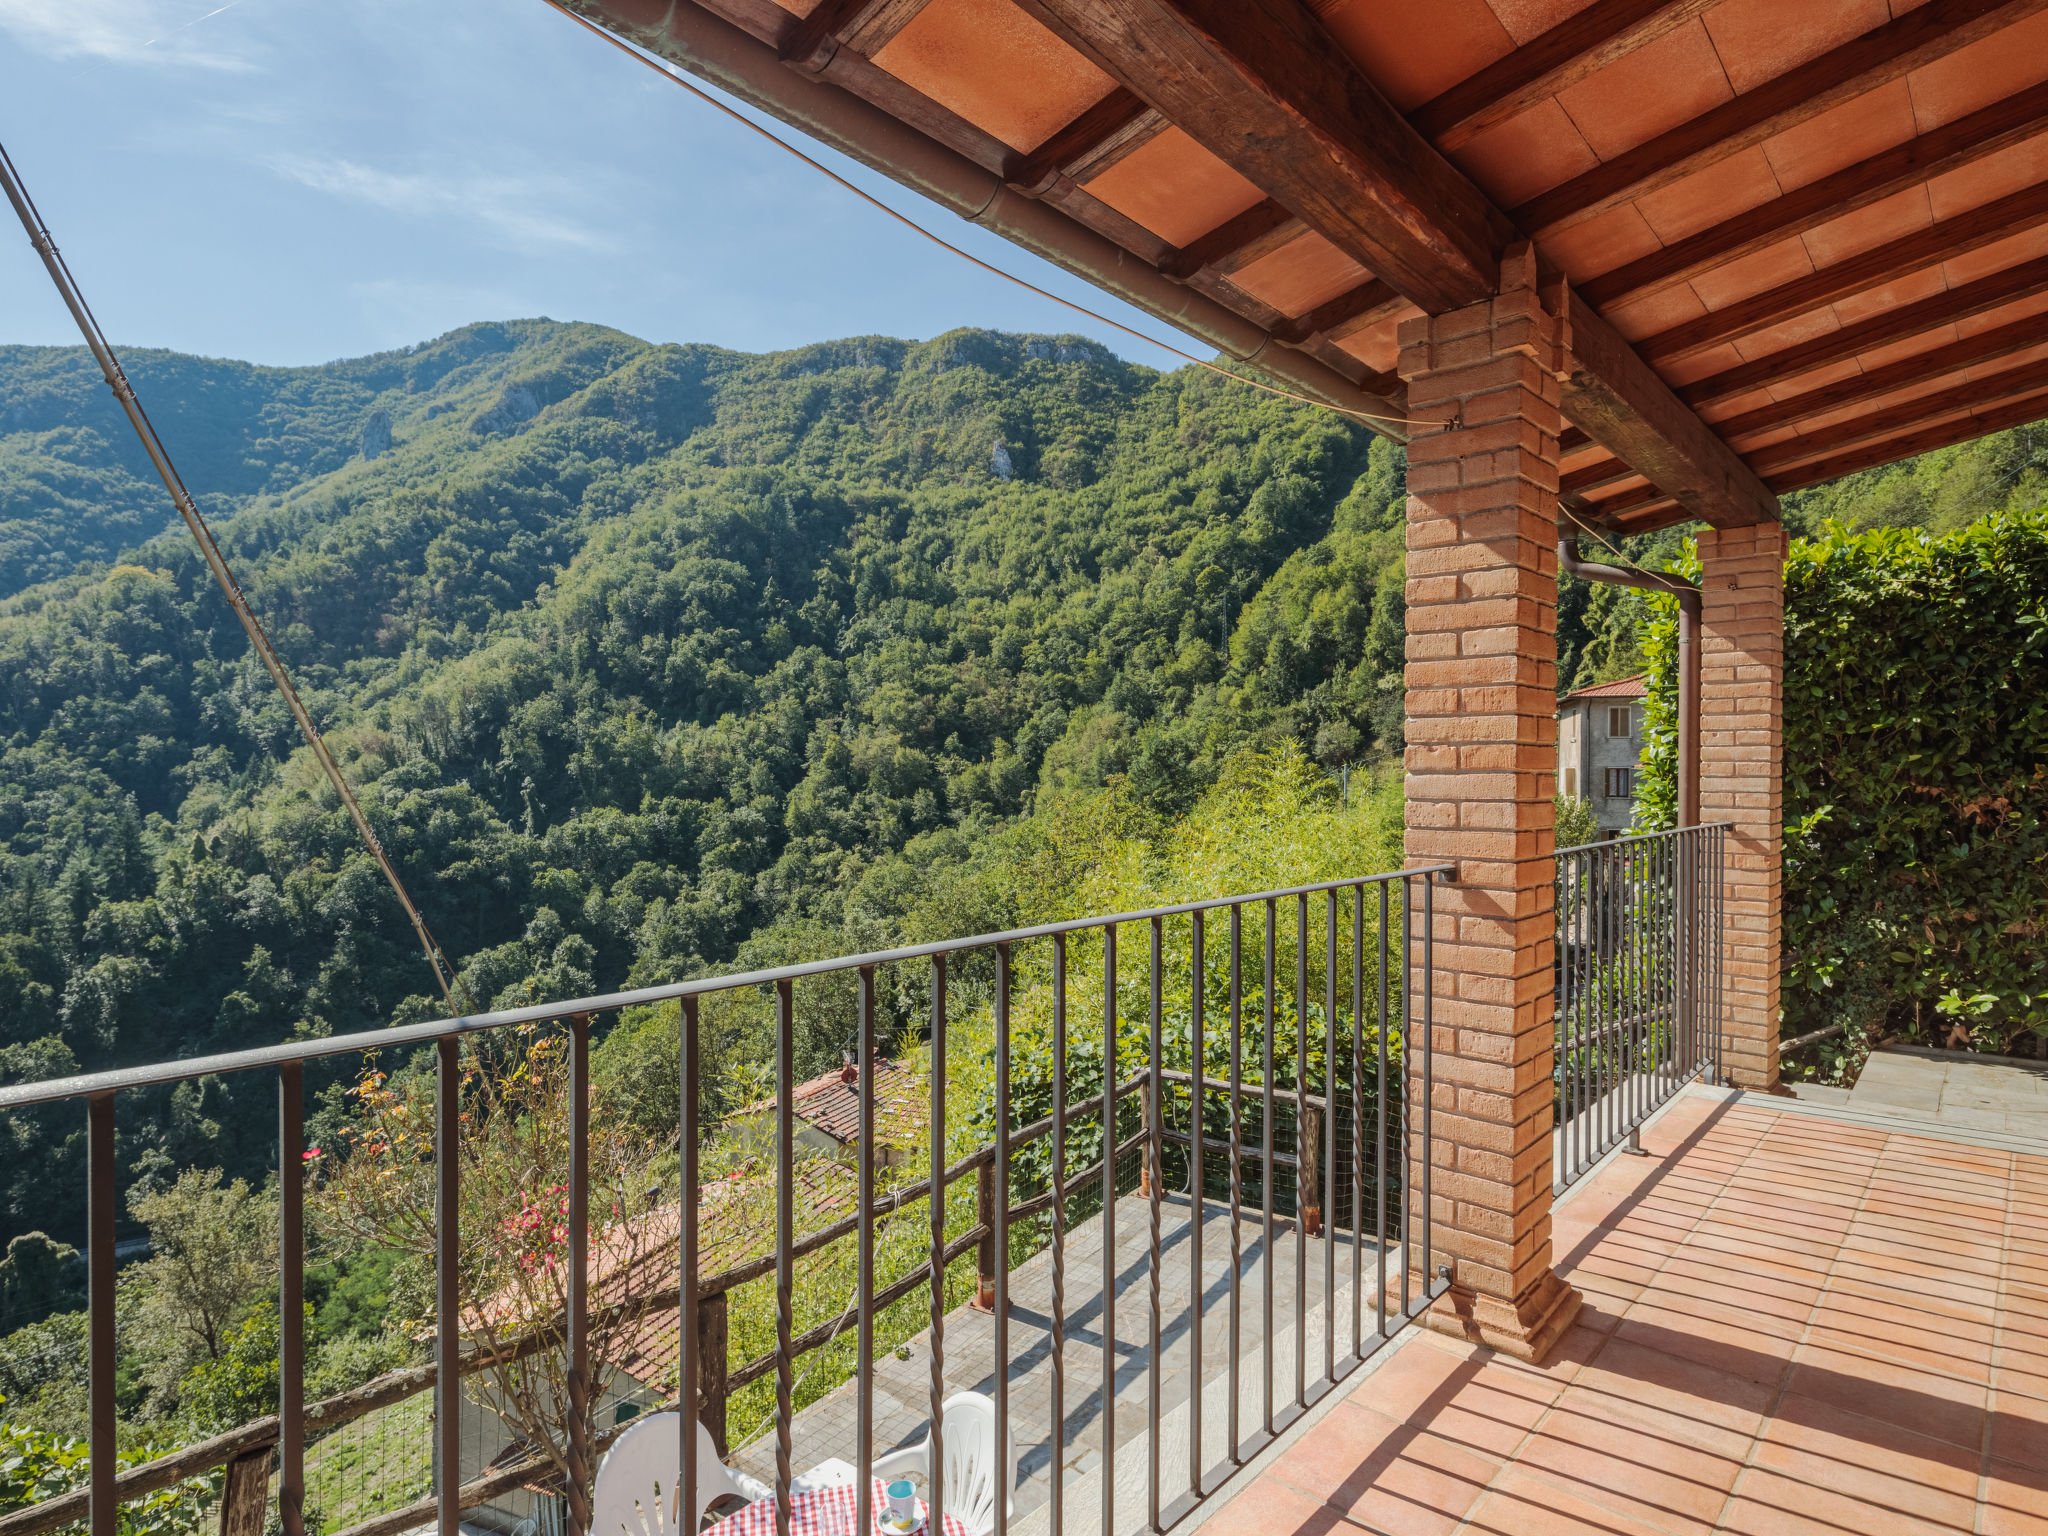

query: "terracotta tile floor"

left=1201, top=1091, right=2048, bottom=1535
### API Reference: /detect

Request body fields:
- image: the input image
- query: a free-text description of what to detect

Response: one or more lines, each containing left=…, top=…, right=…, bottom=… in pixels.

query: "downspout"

left=1559, top=533, right=1700, bottom=827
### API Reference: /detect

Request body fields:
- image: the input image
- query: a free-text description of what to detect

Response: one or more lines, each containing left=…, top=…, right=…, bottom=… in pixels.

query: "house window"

left=1607, top=705, right=1632, bottom=739
left=1564, top=767, right=1578, bottom=798
left=1604, top=767, right=1634, bottom=799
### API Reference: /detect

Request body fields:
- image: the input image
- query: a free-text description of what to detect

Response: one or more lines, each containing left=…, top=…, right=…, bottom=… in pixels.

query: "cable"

left=1558, top=499, right=1695, bottom=597
left=540, top=1, right=1424, bottom=433
left=0, top=137, right=473, bottom=1016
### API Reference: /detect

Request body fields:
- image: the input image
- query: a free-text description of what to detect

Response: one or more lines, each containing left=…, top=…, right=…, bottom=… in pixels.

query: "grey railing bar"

left=0, top=867, right=1454, bottom=1112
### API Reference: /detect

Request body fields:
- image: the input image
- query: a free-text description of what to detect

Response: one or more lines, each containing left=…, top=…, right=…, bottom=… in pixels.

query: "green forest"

left=0, top=320, right=1425, bottom=1271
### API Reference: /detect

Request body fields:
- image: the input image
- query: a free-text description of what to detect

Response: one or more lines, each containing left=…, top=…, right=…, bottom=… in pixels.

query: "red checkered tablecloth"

left=702, top=1476, right=973, bottom=1536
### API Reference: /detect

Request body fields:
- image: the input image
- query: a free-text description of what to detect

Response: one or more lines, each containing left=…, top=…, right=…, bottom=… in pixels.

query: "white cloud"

left=265, top=153, right=615, bottom=254
left=0, top=0, right=260, bottom=71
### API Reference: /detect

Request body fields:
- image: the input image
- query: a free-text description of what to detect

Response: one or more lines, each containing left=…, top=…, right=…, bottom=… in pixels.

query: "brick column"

left=1397, top=247, right=1579, bottom=1364
left=1696, top=523, right=1785, bottom=1090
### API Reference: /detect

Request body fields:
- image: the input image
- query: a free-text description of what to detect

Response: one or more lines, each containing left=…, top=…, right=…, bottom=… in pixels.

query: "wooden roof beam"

left=1271, top=279, right=1404, bottom=345
left=1519, top=0, right=2047, bottom=234
left=1745, top=355, right=2048, bottom=476
left=1711, top=313, right=2048, bottom=441
left=1411, top=0, right=1720, bottom=153
left=1682, top=253, right=2048, bottom=407
left=1162, top=197, right=1305, bottom=280
left=781, top=0, right=933, bottom=71
left=1583, top=86, right=2048, bottom=307
left=1016, top=0, right=1512, bottom=312
left=1552, top=278, right=1780, bottom=527
left=1639, top=182, right=2048, bottom=364
left=1019, top=1, right=1775, bottom=525
left=1764, top=389, right=2048, bottom=490
left=1009, top=89, right=1163, bottom=194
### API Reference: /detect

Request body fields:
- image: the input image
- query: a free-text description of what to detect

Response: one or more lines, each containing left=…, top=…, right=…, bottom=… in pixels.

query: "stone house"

left=1556, top=675, right=1645, bottom=839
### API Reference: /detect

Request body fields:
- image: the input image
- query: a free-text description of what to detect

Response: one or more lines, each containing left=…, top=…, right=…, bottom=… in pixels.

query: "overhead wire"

left=541, top=1, right=1425, bottom=433
left=1558, top=499, right=1695, bottom=596
left=0, top=137, right=473, bottom=1016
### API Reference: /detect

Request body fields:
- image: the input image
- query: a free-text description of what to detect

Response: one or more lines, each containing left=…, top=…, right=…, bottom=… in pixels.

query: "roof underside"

left=577, top=0, right=2048, bottom=537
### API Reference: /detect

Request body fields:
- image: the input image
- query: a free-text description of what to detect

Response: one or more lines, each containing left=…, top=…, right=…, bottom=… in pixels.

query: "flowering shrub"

left=312, top=1026, right=662, bottom=1516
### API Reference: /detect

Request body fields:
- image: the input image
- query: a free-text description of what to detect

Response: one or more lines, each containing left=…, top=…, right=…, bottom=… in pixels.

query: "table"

left=701, top=1476, right=974, bottom=1536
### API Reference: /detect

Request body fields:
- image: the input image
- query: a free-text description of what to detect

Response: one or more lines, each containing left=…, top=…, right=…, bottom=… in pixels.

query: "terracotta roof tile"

left=1562, top=675, right=1649, bottom=702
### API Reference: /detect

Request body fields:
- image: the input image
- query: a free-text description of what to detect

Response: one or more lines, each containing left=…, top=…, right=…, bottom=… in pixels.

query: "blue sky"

left=0, top=0, right=1195, bottom=369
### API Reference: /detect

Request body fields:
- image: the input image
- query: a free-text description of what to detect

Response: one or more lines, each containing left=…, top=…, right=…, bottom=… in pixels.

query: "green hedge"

left=1639, top=512, right=2048, bottom=1061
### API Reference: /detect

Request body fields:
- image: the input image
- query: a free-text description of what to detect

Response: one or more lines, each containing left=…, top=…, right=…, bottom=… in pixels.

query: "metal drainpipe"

left=1558, top=533, right=1700, bottom=827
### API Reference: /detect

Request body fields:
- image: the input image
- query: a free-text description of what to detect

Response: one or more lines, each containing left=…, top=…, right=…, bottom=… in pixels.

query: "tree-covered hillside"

left=0, top=320, right=1410, bottom=1251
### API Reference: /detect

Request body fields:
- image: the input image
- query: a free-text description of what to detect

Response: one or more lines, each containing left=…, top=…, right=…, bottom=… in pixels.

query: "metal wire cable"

left=540, top=1, right=1427, bottom=432
left=0, top=136, right=471, bottom=1014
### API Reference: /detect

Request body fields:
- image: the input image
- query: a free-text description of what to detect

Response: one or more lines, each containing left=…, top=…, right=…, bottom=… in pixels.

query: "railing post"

left=565, top=1014, right=592, bottom=1536
left=698, top=1288, right=730, bottom=1457
left=88, top=1094, right=116, bottom=1536
left=278, top=1063, right=305, bottom=1536
left=434, top=1038, right=461, bottom=1536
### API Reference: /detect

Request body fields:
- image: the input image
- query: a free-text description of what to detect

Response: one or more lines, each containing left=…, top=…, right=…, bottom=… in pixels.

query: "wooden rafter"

left=1018, top=0, right=1512, bottom=311
left=1581, top=86, right=2048, bottom=306
left=1410, top=0, right=1720, bottom=153
left=1018, top=0, right=1777, bottom=526
left=1270, top=280, right=1403, bottom=345
left=1560, top=457, right=1637, bottom=495
left=1517, top=0, right=2048, bottom=234
left=1009, top=89, right=1162, bottom=194
left=1745, top=356, right=2048, bottom=475
left=1638, top=182, right=2048, bottom=364
left=1710, top=314, right=2048, bottom=442
left=1764, top=389, right=2048, bottom=490
left=1681, top=254, right=2048, bottom=407
left=780, top=0, right=933, bottom=70
left=1163, top=197, right=1304, bottom=279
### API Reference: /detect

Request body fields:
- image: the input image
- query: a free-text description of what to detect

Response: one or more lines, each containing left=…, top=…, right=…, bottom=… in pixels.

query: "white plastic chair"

left=590, top=1415, right=768, bottom=1536
left=872, top=1392, right=1014, bottom=1536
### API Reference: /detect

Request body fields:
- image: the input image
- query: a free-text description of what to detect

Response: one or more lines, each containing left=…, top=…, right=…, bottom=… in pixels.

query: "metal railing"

left=1553, top=824, right=1727, bottom=1190
left=0, top=865, right=1452, bottom=1536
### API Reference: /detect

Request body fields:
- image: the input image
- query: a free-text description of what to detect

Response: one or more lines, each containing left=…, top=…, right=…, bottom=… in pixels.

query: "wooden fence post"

left=697, top=1289, right=729, bottom=1457
left=973, top=1163, right=997, bottom=1311
left=1299, top=1103, right=1322, bottom=1237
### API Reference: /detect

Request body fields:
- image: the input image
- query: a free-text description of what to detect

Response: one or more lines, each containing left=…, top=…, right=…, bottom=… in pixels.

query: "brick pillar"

left=1397, top=246, right=1580, bottom=1364
left=1696, top=523, right=1785, bottom=1090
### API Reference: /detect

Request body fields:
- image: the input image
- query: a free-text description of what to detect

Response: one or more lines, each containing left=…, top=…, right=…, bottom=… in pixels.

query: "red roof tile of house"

left=1561, top=675, right=1648, bottom=703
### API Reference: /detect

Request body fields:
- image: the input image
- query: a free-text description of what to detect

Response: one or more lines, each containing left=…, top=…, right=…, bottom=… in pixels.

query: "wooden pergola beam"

left=1764, top=389, right=2048, bottom=490
left=1162, top=197, right=1304, bottom=279
left=1018, top=0, right=1512, bottom=311
left=1022, top=0, right=1777, bottom=526
left=1745, top=355, right=2048, bottom=475
left=1581, top=86, right=2048, bottom=307
left=1410, top=0, right=1719, bottom=153
left=1518, top=0, right=2047, bottom=235
left=1711, top=314, right=2048, bottom=442
left=1271, top=279, right=1404, bottom=345
left=1010, top=89, right=1163, bottom=194
left=1553, top=283, right=1780, bottom=527
left=781, top=0, right=933, bottom=71
left=1638, top=182, right=2048, bottom=364
left=1682, top=254, right=2048, bottom=407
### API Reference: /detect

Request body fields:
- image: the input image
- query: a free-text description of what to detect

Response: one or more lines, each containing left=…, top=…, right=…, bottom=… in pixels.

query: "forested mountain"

left=0, top=319, right=1412, bottom=1251
left=4, top=315, right=2036, bottom=1264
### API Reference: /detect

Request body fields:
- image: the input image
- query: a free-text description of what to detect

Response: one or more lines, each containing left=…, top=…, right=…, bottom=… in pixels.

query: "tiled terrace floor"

left=1203, top=1087, right=2048, bottom=1535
